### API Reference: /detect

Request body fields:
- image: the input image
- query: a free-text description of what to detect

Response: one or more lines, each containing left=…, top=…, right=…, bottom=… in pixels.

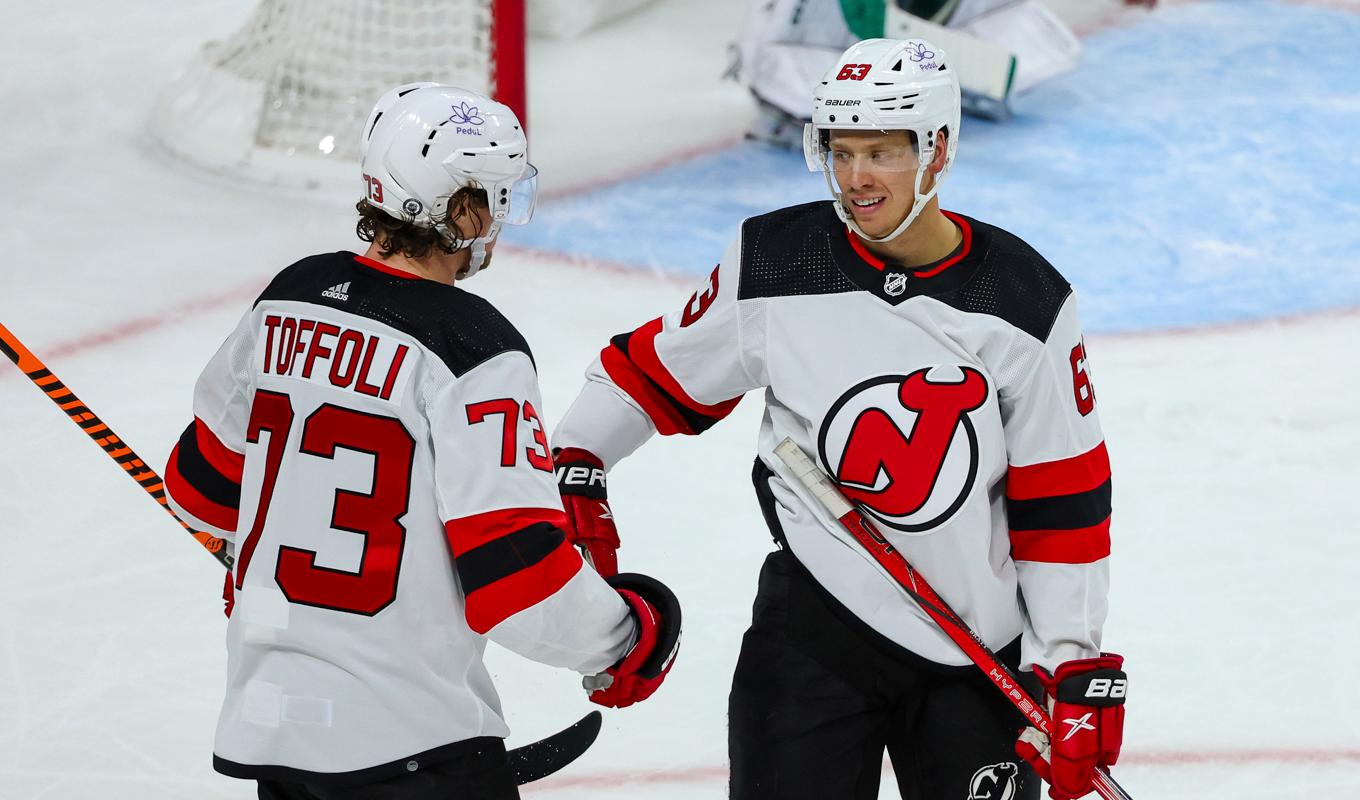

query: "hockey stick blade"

left=509, top=710, right=603, bottom=785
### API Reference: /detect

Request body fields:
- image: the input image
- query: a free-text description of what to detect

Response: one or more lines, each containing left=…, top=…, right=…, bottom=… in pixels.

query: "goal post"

left=150, top=0, right=526, bottom=187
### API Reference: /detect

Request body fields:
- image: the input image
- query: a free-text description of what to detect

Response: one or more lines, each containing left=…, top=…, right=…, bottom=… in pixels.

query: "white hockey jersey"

left=554, top=202, right=1112, bottom=673
left=164, top=253, right=635, bottom=785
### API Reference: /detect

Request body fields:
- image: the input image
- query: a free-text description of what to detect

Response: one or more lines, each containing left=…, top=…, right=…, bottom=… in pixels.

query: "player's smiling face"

left=828, top=129, right=920, bottom=238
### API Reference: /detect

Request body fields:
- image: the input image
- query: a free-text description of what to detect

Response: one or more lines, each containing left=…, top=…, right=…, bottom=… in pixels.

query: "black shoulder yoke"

left=939, top=220, right=1073, bottom=342
left=255, top=252, right=534, bottom=377
left=736, top=201, right=1073, bottom=342
left=737, top=202, right=858, bottom=300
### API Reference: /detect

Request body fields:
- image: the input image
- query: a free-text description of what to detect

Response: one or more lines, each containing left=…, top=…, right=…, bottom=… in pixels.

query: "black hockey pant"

left=728, top=550, right=1041, bottom=800
left=256, top=740, right=518, bottom=800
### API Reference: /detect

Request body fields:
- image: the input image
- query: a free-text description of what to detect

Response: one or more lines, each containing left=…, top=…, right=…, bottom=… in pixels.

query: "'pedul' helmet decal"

left=359, top=83, right=538, bottom=279
left=803, top=38, right=962, bottom=244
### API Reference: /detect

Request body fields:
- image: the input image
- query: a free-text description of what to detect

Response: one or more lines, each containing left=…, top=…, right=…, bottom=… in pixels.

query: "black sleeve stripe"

left=1006, top=479, right=1112, bottom=532
left=455, top=522, right=566, bottom=596
left=174, top=423, right=242, bottom=510
left=609, top=331, right=725, bottom=435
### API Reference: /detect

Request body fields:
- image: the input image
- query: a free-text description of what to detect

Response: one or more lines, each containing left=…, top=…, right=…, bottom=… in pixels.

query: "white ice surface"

left=2, top=1, right=1359, bottom=799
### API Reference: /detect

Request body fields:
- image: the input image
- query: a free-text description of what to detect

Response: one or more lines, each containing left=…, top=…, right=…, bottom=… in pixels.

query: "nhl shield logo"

left=968, top=762, right=1019, bottom=800
left=884, top=272, right=908, bottom=296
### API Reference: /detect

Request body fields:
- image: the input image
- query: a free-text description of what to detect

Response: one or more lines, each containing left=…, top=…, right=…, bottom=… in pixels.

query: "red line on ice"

left=1125, top=748, right=1360, bottom=766
left=0, top=249, right=682, bottom=375
left=41, top=281, right=266, bottom=363
left=529, top=748, right=1360, bottom=792
left=6, top=262, right=1356, bottom=373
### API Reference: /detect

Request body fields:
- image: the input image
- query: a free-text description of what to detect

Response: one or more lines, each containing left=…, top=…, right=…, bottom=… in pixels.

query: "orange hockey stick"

left=0, top=321, right=233, bottom=568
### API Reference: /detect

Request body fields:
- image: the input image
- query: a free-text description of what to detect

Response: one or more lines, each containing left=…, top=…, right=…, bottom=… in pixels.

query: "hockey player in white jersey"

left=554, top=40, right=1124, bottom=800
left=163, top=84, right=680, bottom=800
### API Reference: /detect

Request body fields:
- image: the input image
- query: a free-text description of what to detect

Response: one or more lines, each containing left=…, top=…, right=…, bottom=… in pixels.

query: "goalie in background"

left=731, top=0, right=1156, bottom=143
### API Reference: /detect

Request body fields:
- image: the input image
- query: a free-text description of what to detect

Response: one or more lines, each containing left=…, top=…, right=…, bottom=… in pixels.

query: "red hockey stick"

left=773, top=438, right=1133, bottom=800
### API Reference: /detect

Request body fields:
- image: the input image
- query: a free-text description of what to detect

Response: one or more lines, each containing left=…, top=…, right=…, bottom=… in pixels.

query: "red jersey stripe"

left=915, top=212, right=974, bottom=278
left=443, top=507, right=569, bottom=558
left=193, top=418, right=245, bottom=482
left=600, top=343, right=694, bottom=436
left=1007, top=442, right=1111, bottom=501
left=843, top=211, right=974, bottom=278
left=627, top=317, right=742, bottom=419
left=165, top=444, right=239, bottom=532
left=845, top=228, right=886, bottom=271
left=353, top=254, right=423, bottom=280
left=464, top=540, right=583, bottom=634
left=1010, top=517, right=1111, bottom=564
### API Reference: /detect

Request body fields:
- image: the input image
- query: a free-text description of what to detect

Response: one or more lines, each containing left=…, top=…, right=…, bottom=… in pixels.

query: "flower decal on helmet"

left=449, top=101, right=484, bottom=126
left=908, top=42, right=936, bottom=62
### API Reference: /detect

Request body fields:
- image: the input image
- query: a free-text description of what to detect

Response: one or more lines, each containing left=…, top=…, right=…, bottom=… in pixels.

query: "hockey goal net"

left=151, top=0, right=525, bottom=186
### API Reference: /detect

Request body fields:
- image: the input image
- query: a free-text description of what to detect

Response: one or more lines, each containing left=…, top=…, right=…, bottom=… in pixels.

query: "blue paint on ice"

left=506, top=0, right=1360, bottom=332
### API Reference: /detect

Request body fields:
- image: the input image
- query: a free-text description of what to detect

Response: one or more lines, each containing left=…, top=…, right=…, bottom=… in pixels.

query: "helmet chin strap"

left=437, top=219, right=502, bottom=280
left=459, top=228, right=497, bottom=279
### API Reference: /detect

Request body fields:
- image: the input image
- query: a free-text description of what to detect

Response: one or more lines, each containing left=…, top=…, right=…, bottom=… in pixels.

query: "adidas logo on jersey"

left=322, top=282, right=351, bottom=301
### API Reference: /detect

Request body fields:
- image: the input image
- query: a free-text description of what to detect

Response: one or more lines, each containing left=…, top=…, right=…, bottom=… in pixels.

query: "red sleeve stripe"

left=1010, top=518, right=1111, bottom=564
left=1007, top=442, right=1111, bottom=501
left=600, top=342, right=695, bottom=436
left=598, top=319, right=742, bottom=437
left=164, top=443, right=239, bottom=532
left=627, top=317, right=743, bottom=418
left=464, top=539, right=583, bottom=634
left=443, top=507, right=568, bottom=557
left=193, top=417, right=245, bottom=481
left=443, top=508, right=586, bottom=633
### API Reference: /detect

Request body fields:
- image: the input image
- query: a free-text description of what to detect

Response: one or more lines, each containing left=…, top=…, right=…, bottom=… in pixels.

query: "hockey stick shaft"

left=0, top=321, right=233, bottom=568
left=773, top=439, right=1132, bottom=800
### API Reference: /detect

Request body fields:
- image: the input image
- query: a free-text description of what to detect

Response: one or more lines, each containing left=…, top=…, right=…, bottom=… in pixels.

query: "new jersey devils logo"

left=968, top=762, right=1019, bottom=800
left=818, top=366, right=988, bottom=533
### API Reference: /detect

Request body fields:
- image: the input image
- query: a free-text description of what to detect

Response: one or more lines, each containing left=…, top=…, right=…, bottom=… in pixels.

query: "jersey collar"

left=844, top=211, right=974, bottom=277
left=353, top=254, right=424, bottom=280
left=830, top=210, right=985, bottom=306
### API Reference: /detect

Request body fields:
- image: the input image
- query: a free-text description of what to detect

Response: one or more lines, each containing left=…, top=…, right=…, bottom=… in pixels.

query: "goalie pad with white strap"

left=885, top=0, right=1080, bottom=119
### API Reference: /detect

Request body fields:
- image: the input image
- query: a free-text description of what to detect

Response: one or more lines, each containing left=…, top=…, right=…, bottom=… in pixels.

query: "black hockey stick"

left=773, top=438, right=1134, bottom=800
left=2, top=321, right=604, bottom=785
left=510, top=710, right=603, bottom=784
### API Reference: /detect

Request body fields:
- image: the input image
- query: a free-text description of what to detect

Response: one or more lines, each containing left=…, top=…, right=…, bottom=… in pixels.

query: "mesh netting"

left=153, top=0, right=497, bottom=183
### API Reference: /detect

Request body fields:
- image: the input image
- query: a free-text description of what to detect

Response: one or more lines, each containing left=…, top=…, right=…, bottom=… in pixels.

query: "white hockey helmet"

left=803, top=39, right=961, bottom=243
left=359, top=83, right=537, bottom=278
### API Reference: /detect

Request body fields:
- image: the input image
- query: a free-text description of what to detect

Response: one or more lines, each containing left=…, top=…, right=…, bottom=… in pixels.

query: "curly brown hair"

left=355, top=186, right=489, bottom=259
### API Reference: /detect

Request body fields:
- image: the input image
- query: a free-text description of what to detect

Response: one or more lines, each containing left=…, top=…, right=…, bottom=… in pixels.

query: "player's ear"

left=447, top=186, right=489, bottom=244
left=930, top=128, right=950, bottom=174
